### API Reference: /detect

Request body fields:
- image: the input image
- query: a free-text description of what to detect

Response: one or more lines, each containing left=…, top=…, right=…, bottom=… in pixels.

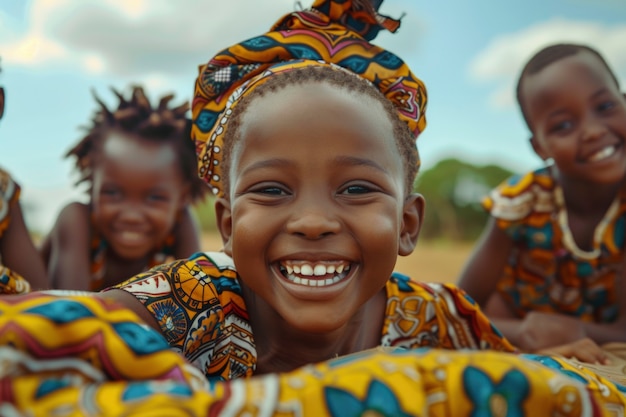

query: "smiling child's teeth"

left=280, top=261, right=352, bottom=287
left=314, top=265, right=326, bottom=276
left=590, top=146, right=615, bottom=162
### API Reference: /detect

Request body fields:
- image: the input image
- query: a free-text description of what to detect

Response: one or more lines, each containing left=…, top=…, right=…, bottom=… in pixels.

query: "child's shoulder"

left=114, top=251, right=240, bottom=298
left=482, top=166, right=556, bottom=222
left=388, top=271, right=469, bottom=302
left=54, top=201, right=91, bottom=227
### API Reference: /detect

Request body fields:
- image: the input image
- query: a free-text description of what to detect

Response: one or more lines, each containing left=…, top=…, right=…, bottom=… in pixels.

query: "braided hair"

left=67, top=86, right=208, bottom=201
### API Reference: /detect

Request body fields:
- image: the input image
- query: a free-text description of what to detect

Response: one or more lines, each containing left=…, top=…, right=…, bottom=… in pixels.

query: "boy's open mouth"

left=278, top=260, right=352, bottom=287
left=586, top=143, right=620, bottom=163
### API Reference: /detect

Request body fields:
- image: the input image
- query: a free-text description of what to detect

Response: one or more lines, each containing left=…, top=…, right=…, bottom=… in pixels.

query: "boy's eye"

left=341, top=184, right=373, bottom=195
left=257, top=187, right=286, bottom=195
left=549, top=120, right=573, bottom=133
left=148, top=194, right=169, bottom=202
left=597, top=101, right=615, bottom=112
left=101, top=188, right=120, bottom=197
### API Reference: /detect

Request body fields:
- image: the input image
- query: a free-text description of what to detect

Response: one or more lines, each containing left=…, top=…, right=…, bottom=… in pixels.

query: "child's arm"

left=457, top=217, right=513, bottom=306
left=172, top=205, right=202, bottom=258
left=0, top=198, right=48, bottom=289
left=45, top=202, right=93, bottom=290
left=578, top=265, right=626, bottom=344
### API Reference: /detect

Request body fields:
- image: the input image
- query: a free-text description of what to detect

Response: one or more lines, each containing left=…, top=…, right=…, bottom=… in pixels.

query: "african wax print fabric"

left=89, top=219, right=177, bottom=292
left=192, top=0, right=427, bottom=196
left=2, top=291, right=626, bottom=415
left=0, top=167, right=19, bottom=238
left=110, top=251, right=515, bottom=382
left=0, top=168, right=31, bottom=295
left=483, top=166, right=626, bottom=322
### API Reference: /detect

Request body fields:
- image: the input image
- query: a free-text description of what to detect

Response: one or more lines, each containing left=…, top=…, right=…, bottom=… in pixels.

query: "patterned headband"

left=192, top=0, right=428, bottom=196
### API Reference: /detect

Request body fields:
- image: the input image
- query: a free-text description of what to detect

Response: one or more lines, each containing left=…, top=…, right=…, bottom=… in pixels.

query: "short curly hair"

left=516, top=43, right=620, bottom=131
left=220, top=65, right=420, bottom=196
left=67, top=86, right=208, bottom=201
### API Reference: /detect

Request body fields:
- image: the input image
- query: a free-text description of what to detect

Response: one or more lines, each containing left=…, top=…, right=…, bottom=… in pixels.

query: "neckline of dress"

left=553, top=184, right=619, bottom=260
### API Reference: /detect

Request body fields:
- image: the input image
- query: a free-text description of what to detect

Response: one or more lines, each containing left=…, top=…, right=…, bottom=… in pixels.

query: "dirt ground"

left=201, top=233, right=473, bottom=284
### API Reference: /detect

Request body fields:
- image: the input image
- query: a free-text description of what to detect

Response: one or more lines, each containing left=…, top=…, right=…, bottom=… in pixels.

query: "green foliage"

left=191, top=196, right=218, bottom=232
left=415, top=158, right=513, bottom=241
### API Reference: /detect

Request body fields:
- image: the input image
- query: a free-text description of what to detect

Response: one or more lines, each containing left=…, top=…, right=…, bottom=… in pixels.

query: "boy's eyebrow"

left=547, top=87, right=612, bottom=118
left=590, top=87, right=609, bottom=99
left=240, top=156, right=389, bottom=174
left=240, top=158, right=292, bottom=175
left=334, top=156, right=389, bottom=173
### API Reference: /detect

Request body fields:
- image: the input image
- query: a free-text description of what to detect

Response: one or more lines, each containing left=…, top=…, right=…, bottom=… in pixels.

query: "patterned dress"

left=1, top=252, right=626, bottom=415
left=0, top=167, right=31, bottom=294
left=110, top=251, right=515, bottom=381
left=483, top=166, right=626, bottom=322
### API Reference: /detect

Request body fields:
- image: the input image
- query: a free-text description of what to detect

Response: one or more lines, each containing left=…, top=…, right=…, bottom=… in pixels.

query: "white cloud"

left=1, top=0, right=296, bottom=80
left=469, top=19, right=626, bottom=109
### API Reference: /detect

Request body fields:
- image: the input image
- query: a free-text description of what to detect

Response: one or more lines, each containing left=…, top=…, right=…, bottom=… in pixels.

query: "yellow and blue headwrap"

left=192, top=0, right=428, bottom=196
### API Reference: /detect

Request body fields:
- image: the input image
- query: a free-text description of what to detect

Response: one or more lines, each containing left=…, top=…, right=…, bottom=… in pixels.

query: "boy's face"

left=91, top=132, right=189, bottom=260
left=523, top=51, right=626, bottom=184
left=216, top=82, right=423, bottom=333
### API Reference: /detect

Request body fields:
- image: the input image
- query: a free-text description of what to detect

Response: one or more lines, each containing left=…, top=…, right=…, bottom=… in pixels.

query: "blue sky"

left=1, top=0, right=625, bottom=233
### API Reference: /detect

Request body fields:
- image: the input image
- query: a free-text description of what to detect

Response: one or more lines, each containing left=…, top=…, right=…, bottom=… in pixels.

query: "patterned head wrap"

left=192, top=0, right=428, bottom=196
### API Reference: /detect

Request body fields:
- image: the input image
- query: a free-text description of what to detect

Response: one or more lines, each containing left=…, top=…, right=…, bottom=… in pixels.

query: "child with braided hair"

left=1, top=2, right=626, bottom=415
left=41, top=86, right=208, bottom=291
left=0, top=60, right=47, bottom=293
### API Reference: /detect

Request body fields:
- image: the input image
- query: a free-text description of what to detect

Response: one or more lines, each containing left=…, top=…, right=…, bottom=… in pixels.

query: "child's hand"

left=537, top=337, right=610, bottom=365
left=518, top=311, right=587, bottom=352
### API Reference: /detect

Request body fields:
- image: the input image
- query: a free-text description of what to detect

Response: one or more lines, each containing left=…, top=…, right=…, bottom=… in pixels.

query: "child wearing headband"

left=0, top=61, right=47, bottom=293
left=1, top=2, right=625, bottom=415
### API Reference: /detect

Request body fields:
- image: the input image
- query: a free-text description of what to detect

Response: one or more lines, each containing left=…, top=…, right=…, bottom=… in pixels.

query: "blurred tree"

left=415, top=158, right=513, bottom=242
left=192, top=196, right=218, bottom=233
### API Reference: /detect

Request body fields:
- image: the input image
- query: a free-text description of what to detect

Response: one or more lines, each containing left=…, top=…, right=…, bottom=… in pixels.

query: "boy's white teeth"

left=120, top=231, right=143, bottom=242
left=589, top=145, right=616, bottom=162
left=279, top=261, right=351, bottom=287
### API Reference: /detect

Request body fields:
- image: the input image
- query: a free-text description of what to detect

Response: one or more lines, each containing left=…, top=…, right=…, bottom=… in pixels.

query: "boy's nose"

left=285, top=204, right=341, bottom=239
left=582, top=118, right=609, bottom=142
left=118, top=203, right=145, bottom=223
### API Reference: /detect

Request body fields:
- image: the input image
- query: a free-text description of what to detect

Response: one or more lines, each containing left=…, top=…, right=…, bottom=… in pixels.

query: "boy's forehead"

left=531, top=52, right=611, bottom=84
left=235, top=83, right=400, bottom=160
left=522, top=51, right=615, bottom=103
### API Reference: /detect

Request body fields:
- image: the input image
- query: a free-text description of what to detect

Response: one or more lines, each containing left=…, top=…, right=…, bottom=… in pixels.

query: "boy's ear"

left=529, top=136, right=550, bottom=161
left=398, top=193, right=425, bottom=256
left=214, top=197, right=233, bottom=255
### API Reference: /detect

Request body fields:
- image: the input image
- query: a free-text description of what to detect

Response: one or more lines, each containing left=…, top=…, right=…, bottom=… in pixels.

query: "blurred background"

left=1, top=0, right=625, bottom=281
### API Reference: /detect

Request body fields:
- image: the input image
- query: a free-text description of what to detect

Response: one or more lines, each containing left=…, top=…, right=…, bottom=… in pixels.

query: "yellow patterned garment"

left=110, top=251, right=515, bottom=382
left=0, top=167, right=31, bottom=295
left=483, top=166, right=626, bottom=322
left=1, top=291, right=626, bottom=415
